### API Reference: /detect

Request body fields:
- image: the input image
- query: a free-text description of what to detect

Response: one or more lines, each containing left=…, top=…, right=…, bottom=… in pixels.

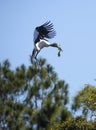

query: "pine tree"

left=72, top=84, right=96, bottom=120
left=0, top=58, right=71, bottom=130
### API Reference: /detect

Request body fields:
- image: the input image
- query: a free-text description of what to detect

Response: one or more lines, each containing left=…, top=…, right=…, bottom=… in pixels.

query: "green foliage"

left=0, top=58, right=70, bottom=130
left=58, top=117, right=96, bottom=130
left=0, top=59, right=96, bottom=130
left=72, top=84, right=96, bottom=120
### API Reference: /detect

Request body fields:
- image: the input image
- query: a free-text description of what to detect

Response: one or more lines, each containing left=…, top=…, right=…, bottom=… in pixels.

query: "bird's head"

left=51, top=43, right=58, bottom=47
left=52, top=43, right=62, bottom=50
left=52, top=43, right=63, bottom=57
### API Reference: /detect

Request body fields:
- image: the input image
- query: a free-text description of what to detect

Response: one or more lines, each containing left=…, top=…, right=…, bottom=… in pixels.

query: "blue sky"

left=0, top=0, right=96, bottom=100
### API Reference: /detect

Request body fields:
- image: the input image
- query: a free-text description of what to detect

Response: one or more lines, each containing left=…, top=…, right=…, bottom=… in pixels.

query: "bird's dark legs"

left=34, top=50, right=40, bottom=60
left=31, top=48, right=40, bottom=61
left=31, top=48, right=36, bottom=63
left=34, top=51, right=41, bottom=69
left=31, top=49, right=41, bottom=69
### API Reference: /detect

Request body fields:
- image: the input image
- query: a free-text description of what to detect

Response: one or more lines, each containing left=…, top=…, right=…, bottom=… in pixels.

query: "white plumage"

left=31, top=21, right=62, bottom=62
left=36, top=39, right=50, bottom=50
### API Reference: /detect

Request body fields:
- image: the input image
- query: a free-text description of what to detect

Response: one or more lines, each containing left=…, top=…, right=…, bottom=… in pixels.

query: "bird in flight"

left=31, top=21, right=62, bottom=63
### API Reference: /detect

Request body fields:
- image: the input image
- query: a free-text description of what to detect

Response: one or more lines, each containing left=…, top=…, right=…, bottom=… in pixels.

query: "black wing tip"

left=35, top=21, right=56, bottom=39
left=44, top=21, right=56, bottom=38
left=43, top=20, right=51, bottom=24
left=42, top=21, right=54, bottom=27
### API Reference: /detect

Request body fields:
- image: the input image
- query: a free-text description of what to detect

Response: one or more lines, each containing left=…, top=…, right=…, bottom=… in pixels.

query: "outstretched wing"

left=33, top=21, right=56, bottom=44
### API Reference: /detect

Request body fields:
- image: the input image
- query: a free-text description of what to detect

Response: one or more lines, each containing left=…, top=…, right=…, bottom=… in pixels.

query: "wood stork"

left=31, top=21, right=62, bottom=63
